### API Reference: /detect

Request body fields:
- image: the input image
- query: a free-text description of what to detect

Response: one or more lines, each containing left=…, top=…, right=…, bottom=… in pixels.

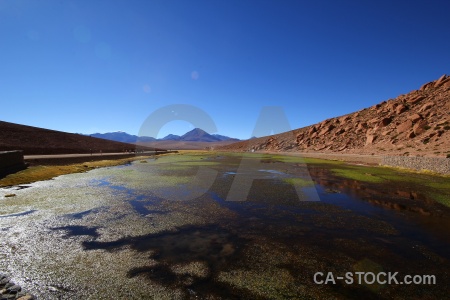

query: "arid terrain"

left=0, top=121, right=160, bottom=155
left=220, top=75, right=450, bottom=157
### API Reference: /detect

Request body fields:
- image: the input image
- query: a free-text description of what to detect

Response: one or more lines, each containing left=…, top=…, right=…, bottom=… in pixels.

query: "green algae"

left=282, top=177, right=314, bottom=187
left=175, top=161, right=220, bottom=166
left=2, top=151, right=450, bottom=299
left=331, top=168, right=386, bottom=183
left=430, top=193, right=450, bottom=207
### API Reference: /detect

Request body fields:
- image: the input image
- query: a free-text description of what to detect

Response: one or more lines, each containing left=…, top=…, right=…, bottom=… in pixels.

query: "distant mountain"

left=91, top=128, right=239, bottom=143
left=161, top=134, right=181, bottom=141
left=90, top=132, right=156, bottom=143
left=180, top=128, right=220, bottom=142
left=212, top=134, right=240, bottom=141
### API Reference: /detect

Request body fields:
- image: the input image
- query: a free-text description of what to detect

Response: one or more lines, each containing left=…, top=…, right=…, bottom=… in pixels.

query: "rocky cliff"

left=220, top=75, right=450, bottom=157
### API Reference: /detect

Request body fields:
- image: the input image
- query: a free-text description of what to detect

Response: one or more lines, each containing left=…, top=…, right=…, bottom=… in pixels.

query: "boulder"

left=379, top=117, right=392, bottom=127
left=397, top=120, right=413, bottom=134
left=319, top=124, right=335, bottom=136
left=434, top=74, right=447, bottom=87
left=338, top=115, right=350, bottom=123
left=443, top=80, right=450, bottom=89
left=335, top=128, right=345, bottom=135
left=408, top=113, right=422, bottom=123
left=419, top=103, right=433, bottom=113
left=420, top=81, right=434, bottom=91
left=413, top=119, right=428, bottom=136
left=357, top=122, right=368, bottom=131
left=307, top=126, right=317, bottom=135
left=395, top=104, right=407, bottom=114
left=406, top=96, right=425, bottom=105
left=365, top=134, right=376, bottom=145
left=368, top=117, right=379, bottom=125
left=386, top=101, right=398, bottom=111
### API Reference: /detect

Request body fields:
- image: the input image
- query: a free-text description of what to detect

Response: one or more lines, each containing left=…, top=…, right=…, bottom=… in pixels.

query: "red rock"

left=434, top=74, right=447, bottom=87
left=357, top=122, right=367, bottom=130
left=365, top=134, right=376, bottom=145
left=408, top=131, right=416, bottom=138
left=406, top=96, right=425, bottom=105
left=379, top=117, right=392, bottom=127
left=338, top=115, right=350, bottom=123
left=319, top=124, right=335, bottom=136
left=397, top=120, right=413, bottom=134
left=386, top=101, right=398, bottom=111
left=408, top=113, right=422, bottom=123
left=413, top=119, right=428, bottom=135
left=307, top=126, right=316, bottom=135
left=420, top=81, right=433, bottom=91
left=419, top=103, right=433, bottom=112
left=395, top=104, right=407, bottom=114
left=335, top=128, right=345, bottom=135
left=443, top=80, right=450, bottom=89
left=368, top=117, right=379, bottom=125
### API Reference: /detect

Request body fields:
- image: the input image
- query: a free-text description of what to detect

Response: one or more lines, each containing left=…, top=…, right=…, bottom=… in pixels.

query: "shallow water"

left=0, top=153, right=449, bottom=299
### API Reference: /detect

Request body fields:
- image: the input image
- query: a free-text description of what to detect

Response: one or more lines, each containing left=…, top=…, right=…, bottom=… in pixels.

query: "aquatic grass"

left=175, top=161, right=220, bottom=166
left=430, top=193, right=450, bottom=207
left=282, top=177, right=315, bottom=187
left=0, top=156, right=154, bottom=187
left=325, top=162, right=450, bottom=207
left=331, top=168, right=385, bottom=183
left=146, top=154, right=211, bottom=165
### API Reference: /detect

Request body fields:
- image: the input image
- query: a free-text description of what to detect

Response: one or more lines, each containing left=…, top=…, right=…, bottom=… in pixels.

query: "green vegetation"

left=431, top=193, right=450, bottom=207
left=0, top=156, right=154, bottom=187
left=331, top=167, right=385, bottom=183
left=175, top=161, right=220, bottom=166
left=322, top=162, right=450, bottom=207
left=282, top=177, right=314, bottom=187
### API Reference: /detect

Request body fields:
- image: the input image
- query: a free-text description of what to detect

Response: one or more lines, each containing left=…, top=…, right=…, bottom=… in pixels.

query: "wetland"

left=0, top=152, right=449, bottom=299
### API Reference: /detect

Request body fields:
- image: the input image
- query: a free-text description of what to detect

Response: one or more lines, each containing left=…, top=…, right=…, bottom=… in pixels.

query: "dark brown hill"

left=0, top=121, right=159, bottom=155
left=220, top=75, right=450, bottom=157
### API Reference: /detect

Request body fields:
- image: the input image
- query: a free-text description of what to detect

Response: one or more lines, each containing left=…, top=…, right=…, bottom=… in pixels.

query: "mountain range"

left=90, top=128, right=239, bottom=143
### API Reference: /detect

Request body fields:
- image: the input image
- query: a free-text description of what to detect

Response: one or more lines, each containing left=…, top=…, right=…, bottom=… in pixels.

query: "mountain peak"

left=91, top=128, right=239, bottom=143
left=181, top=128, right=219, bottom=142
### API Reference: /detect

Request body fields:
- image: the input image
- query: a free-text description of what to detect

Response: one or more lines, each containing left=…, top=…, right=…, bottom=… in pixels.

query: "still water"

left=0, top=153, right=449, bottom=299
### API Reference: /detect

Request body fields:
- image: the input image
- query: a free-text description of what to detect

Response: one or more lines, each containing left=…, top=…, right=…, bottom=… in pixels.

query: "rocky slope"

left=0, top=121, right=160, bottom=155
left=220, top=75, right=450, bottom=157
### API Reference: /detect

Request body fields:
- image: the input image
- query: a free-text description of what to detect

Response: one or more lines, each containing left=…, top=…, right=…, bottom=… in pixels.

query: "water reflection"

left=3, top=153, right=448, bottom=299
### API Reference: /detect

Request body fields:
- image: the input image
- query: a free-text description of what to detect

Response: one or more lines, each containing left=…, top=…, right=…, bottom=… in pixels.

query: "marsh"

left=0, top=152, right=449, bottom=299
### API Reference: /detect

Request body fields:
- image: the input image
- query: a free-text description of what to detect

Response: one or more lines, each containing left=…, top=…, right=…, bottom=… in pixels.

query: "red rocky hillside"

left=220, top=75, right=450, bottom=157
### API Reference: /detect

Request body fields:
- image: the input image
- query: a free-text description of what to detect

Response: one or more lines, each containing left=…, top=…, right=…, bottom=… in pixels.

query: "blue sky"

left=1, top=0, right=450, bottom=139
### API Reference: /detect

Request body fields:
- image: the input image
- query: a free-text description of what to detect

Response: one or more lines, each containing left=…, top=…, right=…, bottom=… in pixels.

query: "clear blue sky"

left=1, top=0, right=449, bottom=139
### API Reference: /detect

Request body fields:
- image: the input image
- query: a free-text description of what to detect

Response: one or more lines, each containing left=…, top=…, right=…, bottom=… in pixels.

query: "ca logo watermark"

left=138, top=104, right=320, bottom=202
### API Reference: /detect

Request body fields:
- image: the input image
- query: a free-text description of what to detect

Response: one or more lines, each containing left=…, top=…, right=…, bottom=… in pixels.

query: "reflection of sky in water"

left=1, top=154, right=450, bottom=299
